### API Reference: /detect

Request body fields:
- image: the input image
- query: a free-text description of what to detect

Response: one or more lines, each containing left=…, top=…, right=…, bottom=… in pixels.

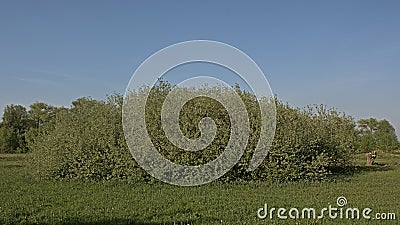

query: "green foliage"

left=139, top=82, right=357, bottom=182
left=0, top=126, right=19, bottom=153
left=28, top=81, right=361, bottom=182
left=0, top=103, right=66, bottom=153
left=357, top=118, right=399, bottom=152
left=1, top=105, right=30, bottom=134
left=141, top=81, right=238, bottom=167
left=28, top=95, right=148, bottom=181
left=262, top=102, right=357, bottom=181
left=0, top=105, right=30, bottom=153
left=28, top=102, right=59, bottom=129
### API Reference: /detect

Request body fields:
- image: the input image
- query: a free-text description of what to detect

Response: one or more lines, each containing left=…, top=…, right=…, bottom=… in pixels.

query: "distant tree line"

left=0, top=103, right=67, bottom=153
left=1, top=82, right=399, bottom=182
left=357, top=118, right=399, bottom=152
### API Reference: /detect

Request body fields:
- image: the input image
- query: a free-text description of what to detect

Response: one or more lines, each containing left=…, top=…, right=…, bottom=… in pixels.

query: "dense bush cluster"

left=262, top=103, right=357, bottom=181
left=28, top=96, right=148, bottom=181
left=3, top=81, right=396, bottom=182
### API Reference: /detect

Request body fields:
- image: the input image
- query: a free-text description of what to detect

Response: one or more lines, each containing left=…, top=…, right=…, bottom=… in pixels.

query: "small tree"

left=0, top=105, right=30, bottom=152
left=28, top=102, right=56, bottom=129
left=357, top=118, right=399, bottom=152
left=0, top=126, right=19, bottom=153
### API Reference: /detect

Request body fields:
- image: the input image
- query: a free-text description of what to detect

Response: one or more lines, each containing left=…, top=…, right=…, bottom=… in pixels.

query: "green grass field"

left=1, top=152, right=399, bottom=224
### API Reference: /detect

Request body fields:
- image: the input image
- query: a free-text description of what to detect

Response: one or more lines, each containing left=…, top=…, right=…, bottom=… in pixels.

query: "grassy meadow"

left=1, top=152, right=399, bottom=224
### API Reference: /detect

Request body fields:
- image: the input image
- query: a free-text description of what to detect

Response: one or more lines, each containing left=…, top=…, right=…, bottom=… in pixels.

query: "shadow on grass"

left=0, top=164, right=24, bottom=168
left=53, top=218, right=187, bottom=225
left=11, top=218, right=204, bottom=225
left=327, top=163, right=394, bottom=181
left=353, top=164, right=393, bottom=173
left=0, top=156, right=26, bottom=161
left=2, top=207, right=218, bottom=225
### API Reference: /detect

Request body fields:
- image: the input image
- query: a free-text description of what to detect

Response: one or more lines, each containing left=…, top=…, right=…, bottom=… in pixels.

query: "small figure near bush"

left=365, top=151, right=377, bottom=165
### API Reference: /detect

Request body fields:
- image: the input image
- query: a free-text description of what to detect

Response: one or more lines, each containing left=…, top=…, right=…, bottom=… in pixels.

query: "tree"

left=0, top=105, right=30, bottom=152
left=2, top=105, right=29, bottom=134
left=28, top=102, right=57, bottom=129
left=357, top=118, right=399, bottom=152
left=358, top=118, right=379, bottom=134
left=375, top=120, right=399, bottom=151
left=0, top=126, right=19, bottom=153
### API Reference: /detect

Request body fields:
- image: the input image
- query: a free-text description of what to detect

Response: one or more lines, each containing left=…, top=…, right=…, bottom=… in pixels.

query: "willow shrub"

left=261, top=103, right=357, bottom=181
left=29, top=82, right=357, bottom=182
left=28, top=95, right=148, bottom=182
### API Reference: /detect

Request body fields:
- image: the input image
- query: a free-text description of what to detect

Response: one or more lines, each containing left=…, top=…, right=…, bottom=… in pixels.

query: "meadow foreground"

left=1, top=152, right=399, bottom=224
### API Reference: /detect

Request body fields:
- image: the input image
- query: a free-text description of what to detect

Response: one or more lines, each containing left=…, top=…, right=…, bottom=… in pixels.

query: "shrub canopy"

left=26, top=82, right=373, bottom=182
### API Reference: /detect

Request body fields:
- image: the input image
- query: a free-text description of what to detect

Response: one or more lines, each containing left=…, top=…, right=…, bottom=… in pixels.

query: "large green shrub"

left=28, top=95, right=148, bottom=181
left=261, top=103, right=357, bottom=181
left=138, top=82, right=357, bottom=181
left=28, top=82, right=357, bottom=182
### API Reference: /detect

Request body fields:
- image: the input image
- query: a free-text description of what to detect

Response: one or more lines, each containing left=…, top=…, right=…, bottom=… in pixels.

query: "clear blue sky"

left=1, top=1, right=399, bottom=138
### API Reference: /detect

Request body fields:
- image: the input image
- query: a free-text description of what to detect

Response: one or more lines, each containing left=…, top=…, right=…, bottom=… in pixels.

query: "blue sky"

left=0, top=1, right=399, bottom=138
